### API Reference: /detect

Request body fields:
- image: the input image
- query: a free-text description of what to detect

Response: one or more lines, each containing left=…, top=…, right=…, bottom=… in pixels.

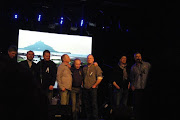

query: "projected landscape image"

left=17, top=29, right=92, bottom=65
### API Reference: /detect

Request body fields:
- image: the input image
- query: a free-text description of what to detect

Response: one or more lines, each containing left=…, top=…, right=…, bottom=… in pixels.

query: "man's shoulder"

left=93, top=65, right=103, bottom=73
left=131, top=64, right=136, bottom=69
left=142, top=61, right=151, bottom=69
left=94, top=65, right=101, bottom=69
left=19, top=60, right=28, bottom=65
left=58, top=62, right=66, bottom=68
left=49, top=60, right=57, bottom=66
left=143, top=61, right=151, bottom=66
left=19, top=60, right=27, bottom=63
left=49, top=60, right=55, bottom=64
left=37, top=60, right=42, bottom=64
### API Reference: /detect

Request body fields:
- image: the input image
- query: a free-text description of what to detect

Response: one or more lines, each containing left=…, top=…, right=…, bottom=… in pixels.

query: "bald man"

left=83, top=54, right=103, bottom=120
left=57, top=54, right=72, bottom=105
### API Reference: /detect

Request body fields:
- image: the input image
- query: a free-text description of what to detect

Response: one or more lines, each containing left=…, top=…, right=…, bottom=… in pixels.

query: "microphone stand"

left=38, top=55, right=43, bottom=84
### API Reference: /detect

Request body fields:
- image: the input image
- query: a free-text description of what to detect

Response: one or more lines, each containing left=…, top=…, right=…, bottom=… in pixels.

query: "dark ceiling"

left=2, top=0, right=146, bottom=32
left=1, top=0, right=164, bottom=55
left=2, top=0, right=177, bottom=59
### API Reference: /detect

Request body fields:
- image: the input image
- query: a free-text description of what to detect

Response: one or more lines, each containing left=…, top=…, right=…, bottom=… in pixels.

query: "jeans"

left=114, top=88, right=129, bottom=108
left=83, top=88, right=98, bottom=120
left=71, top=87, right=81, bottom=120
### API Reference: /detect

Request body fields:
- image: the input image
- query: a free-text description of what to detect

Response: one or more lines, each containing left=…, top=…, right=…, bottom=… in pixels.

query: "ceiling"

left=3, top=0, right=142, bottom=24
left=2, top=0, right=157, bottom=36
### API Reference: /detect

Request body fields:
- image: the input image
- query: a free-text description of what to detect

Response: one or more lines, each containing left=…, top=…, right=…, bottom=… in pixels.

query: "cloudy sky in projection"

left=18, top=29, right=92, bottom=55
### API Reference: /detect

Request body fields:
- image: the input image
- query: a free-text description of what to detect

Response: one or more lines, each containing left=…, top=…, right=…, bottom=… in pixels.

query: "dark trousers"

left=133, top=89, right=146, bottom=120
left=113, top=88, right=129, bottom=109
left=33, top=88, right=49, bottom=120
left=71, top=87, right=81, bottom=120
left=83, top=88, right=98, bottom=120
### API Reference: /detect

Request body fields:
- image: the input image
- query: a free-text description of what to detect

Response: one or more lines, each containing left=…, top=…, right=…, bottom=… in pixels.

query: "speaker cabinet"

left=48, top=105, right=72, bottom=120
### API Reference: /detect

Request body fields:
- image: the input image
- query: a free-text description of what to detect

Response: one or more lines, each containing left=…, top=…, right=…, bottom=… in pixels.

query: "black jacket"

left=112, top=65, right=130, bottom=89
left=71, top=66, right=84, bottom=87
left=37, top=60, right=57, bottom=90
left=0, top=55, right=20, bottom=92
left=19, top=60, right=37, bottom=79
left=0, top=55, right=36, bottom=120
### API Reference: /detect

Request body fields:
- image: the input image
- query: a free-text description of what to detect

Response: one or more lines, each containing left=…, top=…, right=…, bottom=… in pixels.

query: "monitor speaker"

left=48, top=105, right=72, bottom=120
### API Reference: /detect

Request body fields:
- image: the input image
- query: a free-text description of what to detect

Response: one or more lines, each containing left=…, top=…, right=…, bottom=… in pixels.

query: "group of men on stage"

left=0, top=45, right=151, bottom=120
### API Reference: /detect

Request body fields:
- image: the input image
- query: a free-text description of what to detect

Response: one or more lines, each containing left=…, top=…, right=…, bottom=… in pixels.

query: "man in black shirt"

left=112, top=56, right=130, bottom=109
left=71, top=58, right=83, bottom=120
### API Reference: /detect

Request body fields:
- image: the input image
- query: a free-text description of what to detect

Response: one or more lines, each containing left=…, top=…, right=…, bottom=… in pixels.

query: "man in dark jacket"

left=0, top=45, right=35, bottom=120
left=0, top=45, right=19, bottom=120
left=112, top=56, right=130, bottom=109
left=19, top=50, right=43, bottom=120
left=19, top=50, right=37, bottom=83
left=37, top=50, right=57, bottom=104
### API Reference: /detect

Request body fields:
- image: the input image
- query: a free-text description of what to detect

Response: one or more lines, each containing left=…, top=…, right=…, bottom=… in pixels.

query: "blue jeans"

left=114, top=88, right=129, bottom=108
left=71, top=87, right=81, bottom=120
left=83, top=88, right=98, bottom=120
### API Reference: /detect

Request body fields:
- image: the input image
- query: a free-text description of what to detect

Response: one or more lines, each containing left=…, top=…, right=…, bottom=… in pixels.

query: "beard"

left=136, top=59, right=142, bottom=63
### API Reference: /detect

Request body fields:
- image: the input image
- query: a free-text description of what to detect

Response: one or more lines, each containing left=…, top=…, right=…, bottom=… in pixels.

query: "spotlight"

left=80, top=19, right=84, bottom=27
left=118, top=21, right=121, bottom=29
left=14, top=14, right=18, bottom=19
left=38, top=15, right=41, bottom=22
left=60, top=17, right=63, bottom=25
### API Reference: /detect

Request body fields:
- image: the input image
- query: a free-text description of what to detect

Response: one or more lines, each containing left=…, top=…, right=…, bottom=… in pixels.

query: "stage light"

left=70, top=23, right=78, bottom=31
left=126, top=29, right=129, bottom=32
left=60, top=17, right=63, bottom=25
left=14, top=14, right=18, bottom=19
left=118, top=21, right=121, bottom=29
left=80, top=19, right=84, bottom=27
left=70, top=27, right=78, bottom=31
left=89, top=22, right=96, bottom=27
left=38, top=15, right=41, bottom=22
